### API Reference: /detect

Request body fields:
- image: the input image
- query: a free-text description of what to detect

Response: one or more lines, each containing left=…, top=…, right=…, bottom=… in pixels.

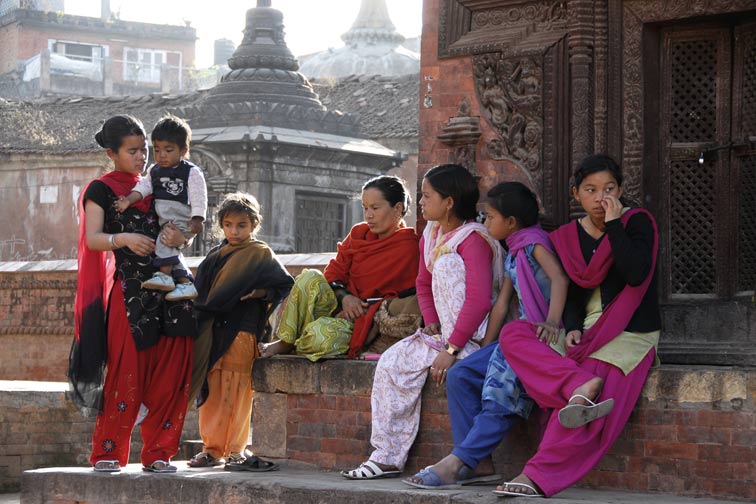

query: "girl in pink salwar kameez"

left=342, top=164, right=503, bottom=480
left=496, top=154, right=660, bottom=497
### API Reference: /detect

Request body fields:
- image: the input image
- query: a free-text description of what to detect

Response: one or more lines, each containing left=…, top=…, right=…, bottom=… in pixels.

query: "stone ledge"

left=20, top=463, right=741, bottom=504
left=250, top=358, right=756, bottom=501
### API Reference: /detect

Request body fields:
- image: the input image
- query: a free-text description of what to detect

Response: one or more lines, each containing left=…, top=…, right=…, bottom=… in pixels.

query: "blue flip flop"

left=402, top=467, right=461, bottom=490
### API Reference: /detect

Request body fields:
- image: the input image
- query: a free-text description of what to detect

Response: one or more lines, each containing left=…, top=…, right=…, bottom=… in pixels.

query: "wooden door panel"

left=733, top=20, right=756, bottom=295
left=661, top=27, right=731, bottom=299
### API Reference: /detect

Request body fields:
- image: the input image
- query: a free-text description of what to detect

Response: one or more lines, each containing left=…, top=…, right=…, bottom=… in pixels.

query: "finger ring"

left=430, top=367, right=435, bottom=371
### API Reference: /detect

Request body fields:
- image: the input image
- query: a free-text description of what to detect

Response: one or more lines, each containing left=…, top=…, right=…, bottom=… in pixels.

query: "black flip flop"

left=224, top=455, right=279, bottom=472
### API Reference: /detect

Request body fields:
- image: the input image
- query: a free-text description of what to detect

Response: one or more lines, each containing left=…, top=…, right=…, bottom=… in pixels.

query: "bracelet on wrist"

left=109, top=234, right=117, bottom=250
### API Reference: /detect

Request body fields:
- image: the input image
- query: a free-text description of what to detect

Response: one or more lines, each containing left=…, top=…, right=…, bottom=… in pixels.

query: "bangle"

left=109, top=234, right=118, bottom=250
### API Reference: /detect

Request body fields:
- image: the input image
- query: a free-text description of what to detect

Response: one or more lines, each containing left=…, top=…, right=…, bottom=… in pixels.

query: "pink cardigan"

left=416, top=232, right=494, bottom=348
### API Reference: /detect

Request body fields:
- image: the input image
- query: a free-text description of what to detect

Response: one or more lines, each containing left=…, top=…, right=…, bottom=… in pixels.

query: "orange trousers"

left=198, top=331, right=258, bottom=459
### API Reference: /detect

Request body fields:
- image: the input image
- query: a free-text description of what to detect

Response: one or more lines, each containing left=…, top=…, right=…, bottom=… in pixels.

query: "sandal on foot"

left=492, top=481, right=544, bottom=498
left=558, top=394, right=614, bottom=428
left=402, top=467, right=461, bottom=489
left=142, top=460, right=177, bottom=473
left=93, top=460, right=120, bottom=472
left=341, top=460, right=401, bottom=480
left=224, top=454, right=279, bottom=472
left=187, top=452, right=223, bottom=468
left=457, top=465, right=502, bottom=485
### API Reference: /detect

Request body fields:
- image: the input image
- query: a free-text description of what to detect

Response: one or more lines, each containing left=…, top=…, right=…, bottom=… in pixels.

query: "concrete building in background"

left=0, top=0, right=418, bottom=259
left=0, top=0, right=196, bottom=98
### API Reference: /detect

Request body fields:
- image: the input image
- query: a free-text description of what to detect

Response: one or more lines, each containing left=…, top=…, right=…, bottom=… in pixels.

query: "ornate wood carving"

left=439, top=0, right=567, bottom=58
left=474, top=53, right=543, bottom=182
left=472, top=42, right=570, bottom=227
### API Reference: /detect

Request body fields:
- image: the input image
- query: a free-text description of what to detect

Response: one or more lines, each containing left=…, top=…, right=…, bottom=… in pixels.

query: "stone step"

left=21, top=462, right=739, bottom=504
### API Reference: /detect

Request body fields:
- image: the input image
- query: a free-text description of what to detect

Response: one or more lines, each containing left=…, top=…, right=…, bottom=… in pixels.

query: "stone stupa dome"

left=299, top=0, right=420, bottom=78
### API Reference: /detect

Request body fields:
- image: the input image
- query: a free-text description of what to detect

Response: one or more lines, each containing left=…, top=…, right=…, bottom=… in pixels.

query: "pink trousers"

left=501, top=320, right=654, bottom=497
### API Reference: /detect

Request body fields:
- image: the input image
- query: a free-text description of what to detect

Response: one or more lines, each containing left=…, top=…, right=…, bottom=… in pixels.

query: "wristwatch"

left=444, top=342, right=460, bottom=357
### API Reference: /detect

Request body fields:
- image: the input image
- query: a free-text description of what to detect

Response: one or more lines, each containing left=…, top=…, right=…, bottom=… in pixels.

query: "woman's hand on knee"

left=565, top=330, right=582, bottom=348
left=423, top=322, right=441, bottom=336
left=429, top=351, right=455, bottom=386
left=338, top=294, right=367, bottom=322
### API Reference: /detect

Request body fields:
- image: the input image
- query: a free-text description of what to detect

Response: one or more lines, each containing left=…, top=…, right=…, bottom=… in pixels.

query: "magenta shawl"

left=505, top=225, right=555, bottom=322
left=549, top=209, right=658, bottom=363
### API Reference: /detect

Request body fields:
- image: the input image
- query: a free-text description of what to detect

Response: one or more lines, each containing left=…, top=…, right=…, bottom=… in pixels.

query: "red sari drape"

left=324, top=222, right=419, bottom=358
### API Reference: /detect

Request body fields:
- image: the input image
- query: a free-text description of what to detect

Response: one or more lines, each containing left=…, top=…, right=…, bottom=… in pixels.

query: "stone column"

left=39, top=49, right=50, bottom=94
left=102, top=56, right=112, bottom=96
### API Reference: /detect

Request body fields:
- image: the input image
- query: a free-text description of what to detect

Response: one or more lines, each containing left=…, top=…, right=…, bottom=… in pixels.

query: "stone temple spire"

left=198, top=0, right=322, bottom=111
left=226, top=0, right=298, bottom=72
left=182, top=0, right=357, bottom=134
left=341, top=0, right=405, bottom=47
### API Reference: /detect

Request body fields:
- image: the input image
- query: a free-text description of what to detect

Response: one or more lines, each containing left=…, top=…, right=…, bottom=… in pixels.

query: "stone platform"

left=20, top=462, right=739, bottom=504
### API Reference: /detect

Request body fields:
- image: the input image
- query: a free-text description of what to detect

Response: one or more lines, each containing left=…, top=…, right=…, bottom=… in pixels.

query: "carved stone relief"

left=437, top=98, right=483, bottom=174
left=473, top=53, right=543, bottom=190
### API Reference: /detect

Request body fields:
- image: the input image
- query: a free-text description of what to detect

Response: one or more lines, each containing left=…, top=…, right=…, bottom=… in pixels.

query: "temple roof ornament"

left=182, top=0, right=357, bottom=133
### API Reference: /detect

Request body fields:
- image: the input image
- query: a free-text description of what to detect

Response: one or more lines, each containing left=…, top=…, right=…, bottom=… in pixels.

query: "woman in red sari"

left=259, top=175, right=419, bottom=360
left=495, top=154, right=660, bottom=497
left=69, top=115, right=195, bottom=473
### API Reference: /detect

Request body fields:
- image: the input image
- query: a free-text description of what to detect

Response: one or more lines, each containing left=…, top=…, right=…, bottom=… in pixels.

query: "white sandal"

left=558, top=394, right=614, bottom=428
left=93, top=460, right=120, bottom=472
left=340, top=460, right=401, bottom=480
left=142, top=460, right=177, bottom=473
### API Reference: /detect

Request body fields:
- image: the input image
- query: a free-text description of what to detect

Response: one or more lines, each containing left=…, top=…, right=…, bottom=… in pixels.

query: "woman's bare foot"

left=473, top=456, right=496, bottom=477
left=569, top=376, right=604, bottom=405
left=404, top=454, right=462, bottom=485
left=258, top=339, right=294, bottom=358
left=495, top=473, right=543, bottom=496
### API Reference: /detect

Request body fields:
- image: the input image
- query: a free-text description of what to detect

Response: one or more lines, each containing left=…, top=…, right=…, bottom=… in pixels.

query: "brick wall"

left=251, top=358, right=756, bottom=502
left=0, top=381, right=199, bottom=493
left=0, top=255, right=333, bottom=381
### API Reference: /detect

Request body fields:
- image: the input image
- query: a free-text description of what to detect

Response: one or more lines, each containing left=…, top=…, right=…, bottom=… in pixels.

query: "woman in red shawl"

left=68, top=115, right=195, bottom=473
left=259, top=175, right=419, bottom=361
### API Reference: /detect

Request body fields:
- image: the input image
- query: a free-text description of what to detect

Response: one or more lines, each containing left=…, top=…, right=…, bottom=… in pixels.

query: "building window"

left=52, top=41, right=103, bottom=63
left=295, top=193, right=347, bottom=253
left=124, top=48, right=165, bottom=83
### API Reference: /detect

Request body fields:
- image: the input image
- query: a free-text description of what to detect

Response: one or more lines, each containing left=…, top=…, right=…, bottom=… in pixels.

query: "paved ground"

left=17, top=461, right=743, bottom=504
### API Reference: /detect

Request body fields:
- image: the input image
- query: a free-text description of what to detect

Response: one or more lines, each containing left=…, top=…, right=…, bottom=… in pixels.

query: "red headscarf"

left=549, top=208, right=658, bottom=363
left=324, top=222, right=419, bottom=358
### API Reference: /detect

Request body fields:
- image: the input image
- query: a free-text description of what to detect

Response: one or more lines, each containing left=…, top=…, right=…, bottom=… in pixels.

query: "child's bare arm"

left=532, top=244, right=569, bottom=344
left=188, top=216, right=204, bottom=235
left=114, top=191, right=144, bottom=213
left=480, top=277, right=514, bottom=346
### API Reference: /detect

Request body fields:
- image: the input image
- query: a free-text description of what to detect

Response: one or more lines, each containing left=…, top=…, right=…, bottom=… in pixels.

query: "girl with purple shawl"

left=403, top=182, right=568, bottom=490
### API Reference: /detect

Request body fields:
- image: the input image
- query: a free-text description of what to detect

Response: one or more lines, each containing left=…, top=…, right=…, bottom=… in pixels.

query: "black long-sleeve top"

left=563, top=213, right=661, bottom=334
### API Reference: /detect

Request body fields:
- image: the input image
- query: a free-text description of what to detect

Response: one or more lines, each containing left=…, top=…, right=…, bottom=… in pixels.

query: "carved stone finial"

left=437, top=98, right=482, bottom=173
left=457, top=97, right=471, bottom=117
left=342, top=0, right=405, bottom=46
left=190, top=1, right=340, bottom=129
